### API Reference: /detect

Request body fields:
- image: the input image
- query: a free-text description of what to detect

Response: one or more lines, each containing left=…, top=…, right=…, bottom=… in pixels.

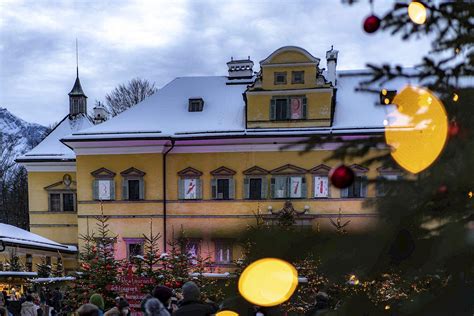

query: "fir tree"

left=7, top=250, right=24, bottom=272
left=36, top=257, right=51, bottom=277
left=52, top=256, right=64, bottom=277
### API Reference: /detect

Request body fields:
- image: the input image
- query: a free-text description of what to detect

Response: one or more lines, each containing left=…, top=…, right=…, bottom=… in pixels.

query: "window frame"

left=48, top=191, right=77, bottom=212
left=178, top=167, right=203, bottom=200
left=188, top=98, right=204, bottom=112
left=120, top=167, right=146, bottom=201
left=309, top=164, right=331, bottom=199
left=211, top=167, right=236, bottom=200
left=214, top=239, right=233, bottom=265
left=376, top=169, right=402, bottom=197
left=291, top=71, right=305, bottom=84
left=123, top=238, right=144, bottom=261
left=91, top=168, right=116, bottom=201
left=270, top=164, right=307, bottom=199
left=274, top=72, right=287, bottom=85
left=270, top=96, right=307, bottom=121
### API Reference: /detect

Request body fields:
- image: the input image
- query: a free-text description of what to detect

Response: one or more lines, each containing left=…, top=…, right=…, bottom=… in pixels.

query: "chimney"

left=326, top=46, right=339, bottom=87
left=227, top=56, right=254, bottom=79
left=93, top=102, right=108, bottom=124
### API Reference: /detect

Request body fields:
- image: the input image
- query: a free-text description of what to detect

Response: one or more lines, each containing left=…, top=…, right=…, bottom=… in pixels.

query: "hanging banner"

left=290, top=177, right=302, bottom=198
left=184, top=178, right=197, bottom=199
left=291, top=97, right=303, bottom=119
left=314, top=176, right=329, bottom=197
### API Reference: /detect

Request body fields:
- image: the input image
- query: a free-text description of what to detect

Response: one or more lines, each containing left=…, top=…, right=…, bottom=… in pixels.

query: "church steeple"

left=68, top=40, right=87, bottom=117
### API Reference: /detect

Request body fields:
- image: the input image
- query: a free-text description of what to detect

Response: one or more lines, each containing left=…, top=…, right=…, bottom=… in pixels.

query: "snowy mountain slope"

left=0, top=107, right=49, bottom=171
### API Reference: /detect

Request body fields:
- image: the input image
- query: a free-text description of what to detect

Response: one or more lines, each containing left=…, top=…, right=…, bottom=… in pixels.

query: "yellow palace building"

left=17, top=46, right=405, bottom=268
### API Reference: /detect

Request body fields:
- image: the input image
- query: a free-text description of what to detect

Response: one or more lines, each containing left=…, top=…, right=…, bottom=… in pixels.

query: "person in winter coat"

left=0, top=307, right=7, bottom=316
left=20, top=296, right=37, bottom=316
left=144, top=298, right=170, bottom=316
left=172, top=282, right=217, bottom=316
left=89, top=294, right=105, bottom=316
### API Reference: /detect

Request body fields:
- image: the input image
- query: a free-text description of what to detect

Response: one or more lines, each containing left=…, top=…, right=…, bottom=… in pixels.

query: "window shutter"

left=92, top=180, right=99, bottom=200
left=361, top=176, right=368, bottom=197
left=301, top=176, right=307, bottom=198
left=139, top=178, right=145, bottom=200
left=375, top=176, right=383, bottom=197
left=122, top=179, right=129, bottom=200
left=286, top=98, right=291, bottom=120
left=302, top=97, right=307, bottom=119
left=244, top=178, right=250, bottom=199
left=211, top=178, right=217, bottom=199
left=270, top=178, right=275, bottom=199
left=178, top=178, right=184, bottom=200
left=270, top=99, right=276, bottom=120
left=229, top=178, right=235, bottom=199
left=286, top=176, right=291, bottom=197
left=261, top=177, right=268, bottom=199
left=110, top=180, right=115, bottom=200
left=340, top=187, right=348, bottom=198
left=196, top=179, right=202, bottom=199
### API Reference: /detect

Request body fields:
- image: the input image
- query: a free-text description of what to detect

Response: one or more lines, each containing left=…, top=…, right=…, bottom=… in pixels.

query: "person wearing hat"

left=172, top=282, right=217, bottom=316
left=89, top=294, right=105, bottom=316
left=145, top=298, right=170, bottom=316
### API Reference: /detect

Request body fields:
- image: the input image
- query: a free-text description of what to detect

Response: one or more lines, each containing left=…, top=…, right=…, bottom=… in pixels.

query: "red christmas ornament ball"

left=363, top=15, right=381, bottom=33
left=448, top=121, right=460, bottom=137
left=330, top=165, right=355, bottom=189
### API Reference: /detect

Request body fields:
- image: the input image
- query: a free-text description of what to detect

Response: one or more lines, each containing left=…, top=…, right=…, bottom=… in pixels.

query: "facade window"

left=45, top=174, right=77, bottom=212
left=91, top=168, right=116, bottom=201
left=121, top=167, right=146, bottom=201
left=310, top=164, right=331, bottom=198
left=270, top=96, right=307, bottom=121
left=178, top=167, right=203, bottom=200
left=243, top=166, right=269, bottom=200
left=125, top=239, right=144, bottom=260
left=211, top=167, right=236, bottom=200
left=291, top=71, right=305, bottom=84
left=214, top=240, right=232, bottom=264
left=340, top=165, right=369, bottom=198
left=50, top=193, right=61, bottom=212
left=63, top=193, right=75, bottom=212
left=25, top=254, right=33, bottom=272
left=48, top=192, right=76, bottom=212
left=188, top=98, right=204, bottom=112
left=270, top=164, right=307, bottom=199
left=274, top=72, right=287, bottom=85
left=45, top=256, right=51, bottom=266
left=376, top=169, right=402, bottom=196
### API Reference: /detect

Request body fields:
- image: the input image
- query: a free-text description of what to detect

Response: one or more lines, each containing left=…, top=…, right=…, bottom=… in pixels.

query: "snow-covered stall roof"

left=16, top=113, right=93, bottom=162
left=0, top=223, right=77, bottom=253
left=62, top=70, right=407, bottom=143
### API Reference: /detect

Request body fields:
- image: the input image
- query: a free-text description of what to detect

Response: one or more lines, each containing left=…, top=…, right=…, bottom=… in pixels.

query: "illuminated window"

left=215, top=240, right=232, bottom=264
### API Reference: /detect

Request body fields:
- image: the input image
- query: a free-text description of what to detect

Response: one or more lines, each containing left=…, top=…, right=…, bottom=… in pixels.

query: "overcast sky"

left=0, top=0, right=431, bottom=126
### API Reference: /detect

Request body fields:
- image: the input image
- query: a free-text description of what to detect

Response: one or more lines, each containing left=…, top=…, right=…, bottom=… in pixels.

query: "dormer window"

left=274, top=72, right=287, bottom=85
left=188, top=98, right=204, bottom=112
left=292, top=71, right=305, bottom=84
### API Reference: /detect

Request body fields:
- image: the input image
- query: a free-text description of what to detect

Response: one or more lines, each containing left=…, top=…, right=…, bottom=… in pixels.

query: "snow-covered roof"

left=17, top=114, right=93, bottom=162
left=63, top=70, right=407, bottom=142
left=0, top=223, right=77, bottom=253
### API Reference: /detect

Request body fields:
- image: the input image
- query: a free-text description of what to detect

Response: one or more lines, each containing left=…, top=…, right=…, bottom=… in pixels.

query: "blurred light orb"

left=408, top=1, right=427, bottom=25
left=348, top=275, right=360, bottom=285
left=238, top=258, right=298, bottom=307
left=384, top=85, right=448, bottom=174
left=216, top=311, right=239, bottom=316
left=453, top=93, right=459, bottom=102
left=382, top=89, right=388, bottom=95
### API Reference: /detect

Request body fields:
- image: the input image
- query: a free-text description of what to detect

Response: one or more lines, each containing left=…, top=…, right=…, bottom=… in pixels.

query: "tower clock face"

left=314, top=176, right=329, bottom=197
left=98, top=180, right=111, bottom=200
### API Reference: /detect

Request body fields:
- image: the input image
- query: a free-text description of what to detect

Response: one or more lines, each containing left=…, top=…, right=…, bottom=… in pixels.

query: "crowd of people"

left=0, top=282, right=331, bottom=316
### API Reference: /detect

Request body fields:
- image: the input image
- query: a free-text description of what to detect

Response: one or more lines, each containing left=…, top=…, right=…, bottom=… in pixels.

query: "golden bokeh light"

left=408, top=1, right=427, bottom=25
left=385, top=305, right=391, bottom=310
left=469, top=191, right=473, bottom=199
left=216, top=311, right=239, bottom=316
left=453, top=93, right=459, bottom=102
left=238, top=258, right=298, bottom=307
left=384, top=98, right=390, bottom=105
left=382, top=89, right=388, bottom=96
left=385, top=85, right=448, bottom=174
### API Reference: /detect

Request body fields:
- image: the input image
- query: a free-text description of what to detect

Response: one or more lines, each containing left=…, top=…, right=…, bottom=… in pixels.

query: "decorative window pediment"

left=91, top=167, right=116, bottom=179
left=309, top=164, right=331, bottom=175
left=44, top=180, right=77, bottom=191
left=178, top=167, right=203, bottom=178
left=270, top=164, right=307, bottom=175
left=120, top=167, right=146, bottom=177
left=211, top=166, right=236, bottom=177
left=350, top=164, right=369, bottom=174
left=243, top=166, right=269, bottom=176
